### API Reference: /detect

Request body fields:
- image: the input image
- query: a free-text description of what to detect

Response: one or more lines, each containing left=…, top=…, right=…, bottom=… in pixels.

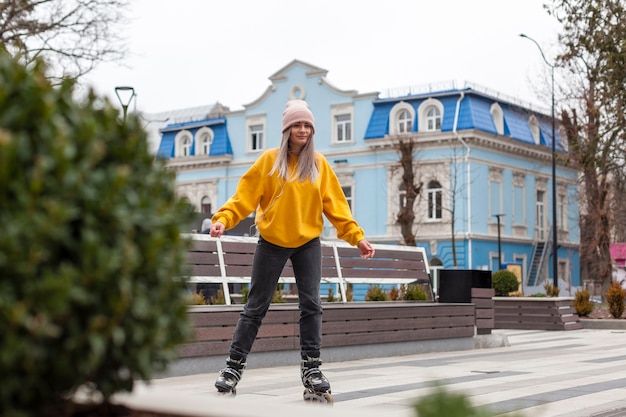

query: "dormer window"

left=418, top=98, right=444, bottom=132
left=398, top=110, right=412, bottom=133
left=528, top=115, right=540, bottom=144
left=196, top=127, right=214, bottom=156
left=490, top=103, right=504, bottom=135
left=389, top=102, right=415, bottom=135
left=175, top=130, right=193, bottom=157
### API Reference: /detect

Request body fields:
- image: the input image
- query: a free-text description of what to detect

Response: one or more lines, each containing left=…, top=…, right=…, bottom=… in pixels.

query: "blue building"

left=155, top=59, right=580, bottom=296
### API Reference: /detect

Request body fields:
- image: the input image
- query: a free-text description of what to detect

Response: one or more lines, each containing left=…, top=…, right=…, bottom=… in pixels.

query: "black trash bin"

left=438, top=269, right=492, bottom=303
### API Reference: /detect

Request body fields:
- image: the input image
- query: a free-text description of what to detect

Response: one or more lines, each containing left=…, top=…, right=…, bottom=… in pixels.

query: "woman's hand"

left=210, top=221, right=225, bottom=238
left=357, top=240, right=375, bottom=259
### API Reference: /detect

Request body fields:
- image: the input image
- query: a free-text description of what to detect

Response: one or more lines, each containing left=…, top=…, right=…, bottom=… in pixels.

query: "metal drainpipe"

left=452, top=92, right=472, bottom=269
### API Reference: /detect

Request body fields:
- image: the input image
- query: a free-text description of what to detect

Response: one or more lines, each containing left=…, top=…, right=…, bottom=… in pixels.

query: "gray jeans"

left=229, top=236, right=323, bottom=360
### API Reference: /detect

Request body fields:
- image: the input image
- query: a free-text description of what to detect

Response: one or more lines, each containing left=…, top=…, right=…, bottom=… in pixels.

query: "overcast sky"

left=82, top=0, right=562, bottom=115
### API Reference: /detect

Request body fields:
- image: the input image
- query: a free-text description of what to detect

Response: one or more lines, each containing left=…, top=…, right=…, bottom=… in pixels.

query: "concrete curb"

left=162, top=333, right=510, bottom=378
left=579, top=318, right=626, bottom=330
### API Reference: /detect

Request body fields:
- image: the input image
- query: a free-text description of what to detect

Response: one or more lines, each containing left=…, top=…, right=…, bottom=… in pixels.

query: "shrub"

left=365, top=285, right=389, bottom=301
left=573, top=288, right=594, bottom=317
left=413, top=386, right=524, bottom=417
left=345, top=283, right=354, bottom=302
left=606, top=281, right=625, bottom=319
left=401, top=283, right=428, bottom=301
left=544, top=282, right=560, bottom=297
left=492, top=270, right=519, bottom=296
left=209, top=287, right=226, bottom=305
left=0, top=53, right=193, bottom=416
left=189, top=291, right=207, bottom=305
left=241, top=285, right=250, bottom=304
left=388, top=286, right=401, bottom=301
left=271, top=288, right=286, bottom=303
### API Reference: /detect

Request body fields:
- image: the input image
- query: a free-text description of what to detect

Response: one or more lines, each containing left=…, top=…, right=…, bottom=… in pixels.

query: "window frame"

left=196, top=127, right=214, bottom=156
left=426, top=180, right=443, bottom=221
left=418, top=98, right=444, bottom=132
left=175, top=130, right=193, bottom=157
left=389, top=102, right=415, bottom=136
left=245, top=115, right=267, bottom=153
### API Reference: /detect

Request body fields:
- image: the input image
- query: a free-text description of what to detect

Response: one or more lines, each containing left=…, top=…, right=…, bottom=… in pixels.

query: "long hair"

left=270, top=130, right=319, bottom=183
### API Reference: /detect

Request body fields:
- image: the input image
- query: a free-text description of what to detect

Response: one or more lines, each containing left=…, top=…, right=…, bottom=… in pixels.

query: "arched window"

left=389, top=102, right=415, bottom=135
left=425, top=106, right=441, bottom=131
left=490, top=103, right=504, bottom=135
left=528, top=115, right=540, bottom=144
left=196, top=127, right=214, bottom=156
left=427, top=180, right=443, bottom=220
left=175, top=130, right=193, bottom=157
left=418, top=99, right=444, bottom=132
left=398, top=109, right=412, bottom=133
left=201, top=196, right=211, bottom=214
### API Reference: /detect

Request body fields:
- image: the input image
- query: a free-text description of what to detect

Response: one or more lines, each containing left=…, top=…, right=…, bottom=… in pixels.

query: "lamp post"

left=519, top=33, right=558, bottom=288
left=494, top=214, right=504, bottom=270
left=115, top=86, right=136, bottom=122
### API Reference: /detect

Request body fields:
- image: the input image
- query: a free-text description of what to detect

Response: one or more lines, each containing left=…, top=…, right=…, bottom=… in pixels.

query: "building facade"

left=155, top=59, right=580, bottom=295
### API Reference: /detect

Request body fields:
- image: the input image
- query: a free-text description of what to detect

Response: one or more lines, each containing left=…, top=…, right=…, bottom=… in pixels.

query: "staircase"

left=527, top=230, right=552, bottom=286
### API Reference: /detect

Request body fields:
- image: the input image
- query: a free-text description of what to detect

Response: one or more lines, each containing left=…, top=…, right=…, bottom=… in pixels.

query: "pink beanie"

left=281, top=100, right=315, bottom=133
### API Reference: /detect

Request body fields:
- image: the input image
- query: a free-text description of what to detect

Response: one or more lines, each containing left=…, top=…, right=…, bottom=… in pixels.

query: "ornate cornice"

left=164, top=155, right=233, bottom=172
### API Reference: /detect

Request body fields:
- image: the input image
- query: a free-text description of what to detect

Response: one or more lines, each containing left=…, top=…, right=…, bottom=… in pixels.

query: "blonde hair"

left=270, top=131, right=319, bottom=183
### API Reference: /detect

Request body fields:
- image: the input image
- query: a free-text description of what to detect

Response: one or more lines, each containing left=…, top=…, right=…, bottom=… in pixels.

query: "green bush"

left=544, top=282, right=560, bottom=297
left=365, top=285, right=389, bottom=301
left=573, top=288, right=594, bottom=317
left=492, top=270, right=519, bottom=296
left=606, top=281, right=625, bottom=319
left=413, top=386, right=524, bottom=417
left=0, top=53, right=193, bottom=416
left=401, top=283, right=428, bottom=301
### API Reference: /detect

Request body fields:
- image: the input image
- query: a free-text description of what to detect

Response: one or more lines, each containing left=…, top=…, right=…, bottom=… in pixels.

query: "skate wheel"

left=216, top=387, right=236, bottom=397
left=303, top=389, right=333, bottom=405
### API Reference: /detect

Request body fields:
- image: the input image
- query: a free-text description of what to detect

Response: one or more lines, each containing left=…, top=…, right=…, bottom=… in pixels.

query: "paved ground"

left=118, top=328, right=626, bottom=417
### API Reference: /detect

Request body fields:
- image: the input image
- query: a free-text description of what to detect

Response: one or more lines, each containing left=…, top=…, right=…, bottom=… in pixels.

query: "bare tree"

left=393, top=135, right=423, bottom=246
left=549, top=0, right=626, bottom=295
left=0, top=0, right=130, bottom=82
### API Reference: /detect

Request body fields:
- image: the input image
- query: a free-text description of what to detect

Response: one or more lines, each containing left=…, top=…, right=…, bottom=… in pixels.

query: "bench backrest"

left=183, top=234, right=431, bottom=303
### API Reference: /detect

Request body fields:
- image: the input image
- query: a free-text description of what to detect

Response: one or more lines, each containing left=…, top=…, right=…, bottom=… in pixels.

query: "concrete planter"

left=493, top=296, right=582, bottom=330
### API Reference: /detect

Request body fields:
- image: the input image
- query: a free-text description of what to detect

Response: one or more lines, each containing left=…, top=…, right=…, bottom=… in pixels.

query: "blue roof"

left=156, top=118, right=232, bottom=158
left=364, top=88, right=560, bottom=148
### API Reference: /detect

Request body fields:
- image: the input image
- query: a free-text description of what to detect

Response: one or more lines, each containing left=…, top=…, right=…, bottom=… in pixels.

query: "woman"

left=210, top=99, right=375, bottom=400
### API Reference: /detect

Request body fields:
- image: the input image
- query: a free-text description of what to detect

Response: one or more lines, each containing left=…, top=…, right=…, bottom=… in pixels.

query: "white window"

left=536, top=190, right=546, bottom=240
left=196, top=127, right=214, bottom=156
left=250, top=125, right=263, bottom=151
left=512, top=173, right=526, bottom=226
left=342, top=185, right=353, bottom=212
left=490, top=103, right=504, bottom=135
left=398, top=110, right=412, bottom=133
left=425, top=106, right=441, bottom=131
left=335, top=114, right=352, bottom=143
left=528, top=115, right=540, bottom=144
left=201, top=196, right=211, bottom=214
left=246, top=115, right=266, bottom=153
left=418, top=99, right=444, bottom=132
left=427, top=180, right=443, bottom=220
left=331, top=104, right=354, bottom=144
left=175, top=130, right=193, bottom=157
left=389, top=102, right=415, bottom=136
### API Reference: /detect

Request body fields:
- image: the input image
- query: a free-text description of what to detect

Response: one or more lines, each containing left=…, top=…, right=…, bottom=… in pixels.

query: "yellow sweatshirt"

left=212, top=148, right=365, bottom=248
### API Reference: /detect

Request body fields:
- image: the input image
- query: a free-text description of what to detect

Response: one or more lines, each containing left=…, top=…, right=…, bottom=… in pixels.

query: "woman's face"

left=288, top=121, right=313, bottom=153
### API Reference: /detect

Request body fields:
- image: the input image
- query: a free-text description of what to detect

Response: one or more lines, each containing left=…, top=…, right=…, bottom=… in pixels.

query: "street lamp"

left=115, top=86, right=136, bottom=122
left=519, top=33, right=558, bottom=289
left=494, top=214, right=505, bottom=270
